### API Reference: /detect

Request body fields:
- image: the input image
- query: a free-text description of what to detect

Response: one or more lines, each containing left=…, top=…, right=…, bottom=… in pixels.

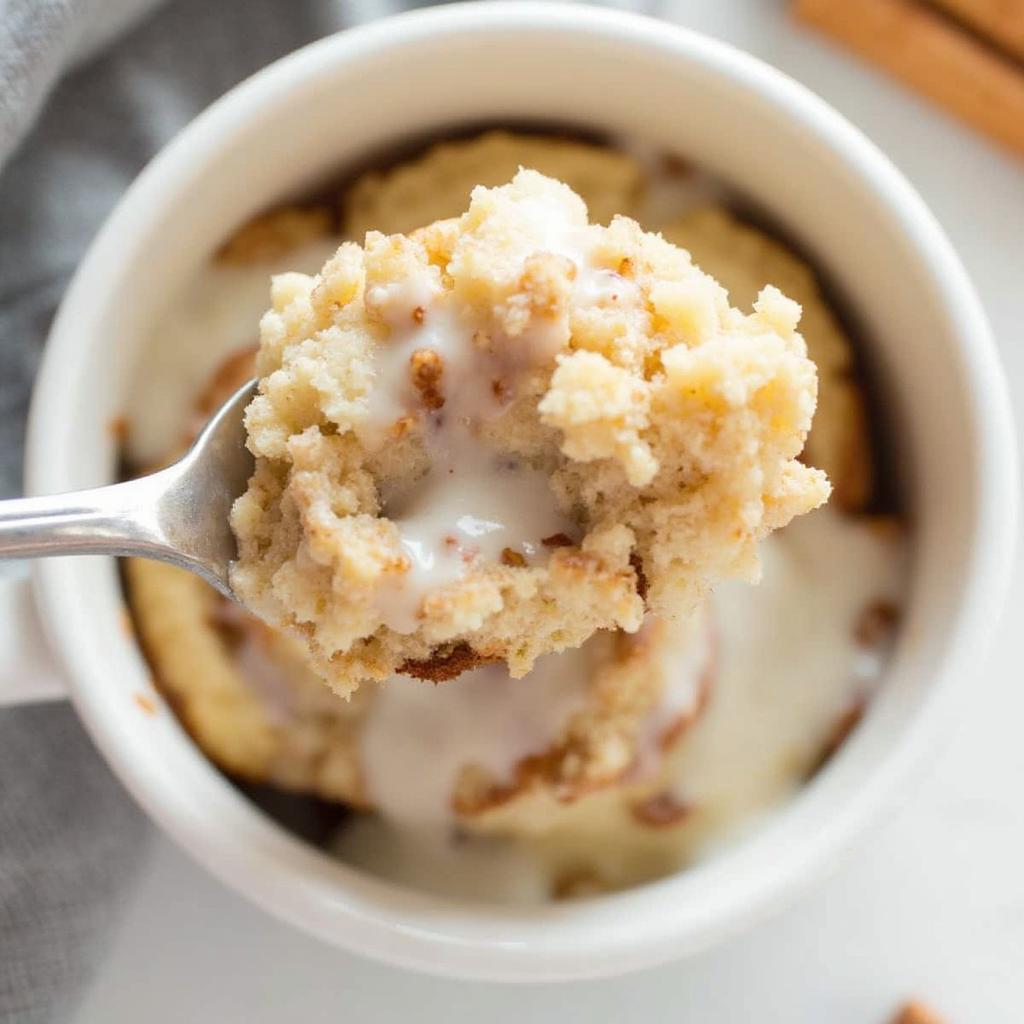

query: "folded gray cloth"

left=0, top=1, right=412, bottom=1019
left=0, top=0, right=164, bottom=169
left=0, top=705, right=147, bottom=1024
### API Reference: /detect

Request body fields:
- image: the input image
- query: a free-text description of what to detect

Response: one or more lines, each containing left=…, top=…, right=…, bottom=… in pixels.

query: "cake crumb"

left=631, top=791, right=693, bottom=828
left=409, top=347, right=445, bottom=410
left=553, top=869, right=609, bottom=900
left=889, top=1000, right=946, bottom=1024
left=107, top=415, right=130, bottom=444
left=542, top=533, right=575, bottom=549
left=855, top=599, right=900, bottom=647
left=133, top=691, right=158, bottom=716
left=400, top=644, right=495, bottom=682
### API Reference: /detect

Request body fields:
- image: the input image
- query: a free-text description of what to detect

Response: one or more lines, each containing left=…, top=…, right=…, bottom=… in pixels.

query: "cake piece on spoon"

left=230, top=170, right=829, bottom=696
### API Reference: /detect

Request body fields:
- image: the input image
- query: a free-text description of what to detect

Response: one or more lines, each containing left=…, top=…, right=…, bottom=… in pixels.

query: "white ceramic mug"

left=0, top=2, right=1016, bottom=982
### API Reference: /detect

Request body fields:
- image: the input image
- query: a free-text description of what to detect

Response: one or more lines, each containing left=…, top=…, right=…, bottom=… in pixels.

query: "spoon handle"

left=0, top=378, right=256, bottom=600
left=0, top=465, right=235, bottom=598
left=0, top=476, right=170, bottom=560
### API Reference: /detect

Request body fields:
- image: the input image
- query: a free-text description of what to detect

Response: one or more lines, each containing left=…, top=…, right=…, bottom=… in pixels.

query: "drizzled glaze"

left=358, top=195, right=636, bottom=633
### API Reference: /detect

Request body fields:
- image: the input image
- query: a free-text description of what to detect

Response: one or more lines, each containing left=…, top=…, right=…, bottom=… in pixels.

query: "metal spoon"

left=0, top=379, right=257, bottom=599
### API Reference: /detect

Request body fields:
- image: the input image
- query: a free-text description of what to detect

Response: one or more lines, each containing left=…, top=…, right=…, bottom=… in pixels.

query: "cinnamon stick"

left=889, top=999, right=947, bottom=1024
left=930, top=0, right=1024, bottom=61
left=794, top=0, right=1024, bottom=157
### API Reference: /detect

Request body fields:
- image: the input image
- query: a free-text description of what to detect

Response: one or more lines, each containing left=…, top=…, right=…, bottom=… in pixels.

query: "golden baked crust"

left=230, top=170, right=828, bottom=696
left=127, top=557, right=373, bottom=803
left=661, top=206, right=873, bottom=510
left=343, top=130, right=643, bottom=237
left=889, top=1001, right=946, bottom=1024
left=218, top=206, right=335, bottom=265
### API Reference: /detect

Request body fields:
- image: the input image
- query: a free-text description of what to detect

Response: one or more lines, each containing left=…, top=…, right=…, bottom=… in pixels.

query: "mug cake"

left=123, top=130, right=905, bottom=901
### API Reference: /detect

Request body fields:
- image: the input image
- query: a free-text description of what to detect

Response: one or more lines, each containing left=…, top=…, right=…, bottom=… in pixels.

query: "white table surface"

left=73, top=2, right=1024, bottom=1021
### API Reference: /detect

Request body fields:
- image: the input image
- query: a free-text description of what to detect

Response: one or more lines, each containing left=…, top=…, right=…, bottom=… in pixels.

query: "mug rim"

left=25, top=1, right=1018, bottom=980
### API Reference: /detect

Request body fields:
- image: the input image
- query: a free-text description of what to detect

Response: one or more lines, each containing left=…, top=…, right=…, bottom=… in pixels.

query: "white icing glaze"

left=360, top=273, right=577, bottom=632
left=575, top=267, right=639, bottom=308
left=357, top=194, right=628, bottom=631
left=376, top=440, right=575, bottom=634
left=338, top=505, right=905, bottom=901
left=361, top=268, right=450, bottom=439
left=229, top=630, right=296, bottom=726
left=359, top=645, right=595, bottom=826
left=633, top=609, right=712, bottom=776
left=359, top=616, right=712, bottom=831
left=665, top=505, right=906, bottom=856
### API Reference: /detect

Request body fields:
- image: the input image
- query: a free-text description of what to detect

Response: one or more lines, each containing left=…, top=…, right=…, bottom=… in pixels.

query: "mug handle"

left=0, top=571, right=67, bottom=705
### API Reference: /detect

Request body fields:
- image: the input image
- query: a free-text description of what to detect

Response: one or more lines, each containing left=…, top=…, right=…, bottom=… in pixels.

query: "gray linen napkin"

left=0, top=1, right=413, bottom=1019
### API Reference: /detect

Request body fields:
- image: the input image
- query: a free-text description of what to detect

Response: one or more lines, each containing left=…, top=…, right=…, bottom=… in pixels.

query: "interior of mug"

left=28, top=6, right=1008, bottom=979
